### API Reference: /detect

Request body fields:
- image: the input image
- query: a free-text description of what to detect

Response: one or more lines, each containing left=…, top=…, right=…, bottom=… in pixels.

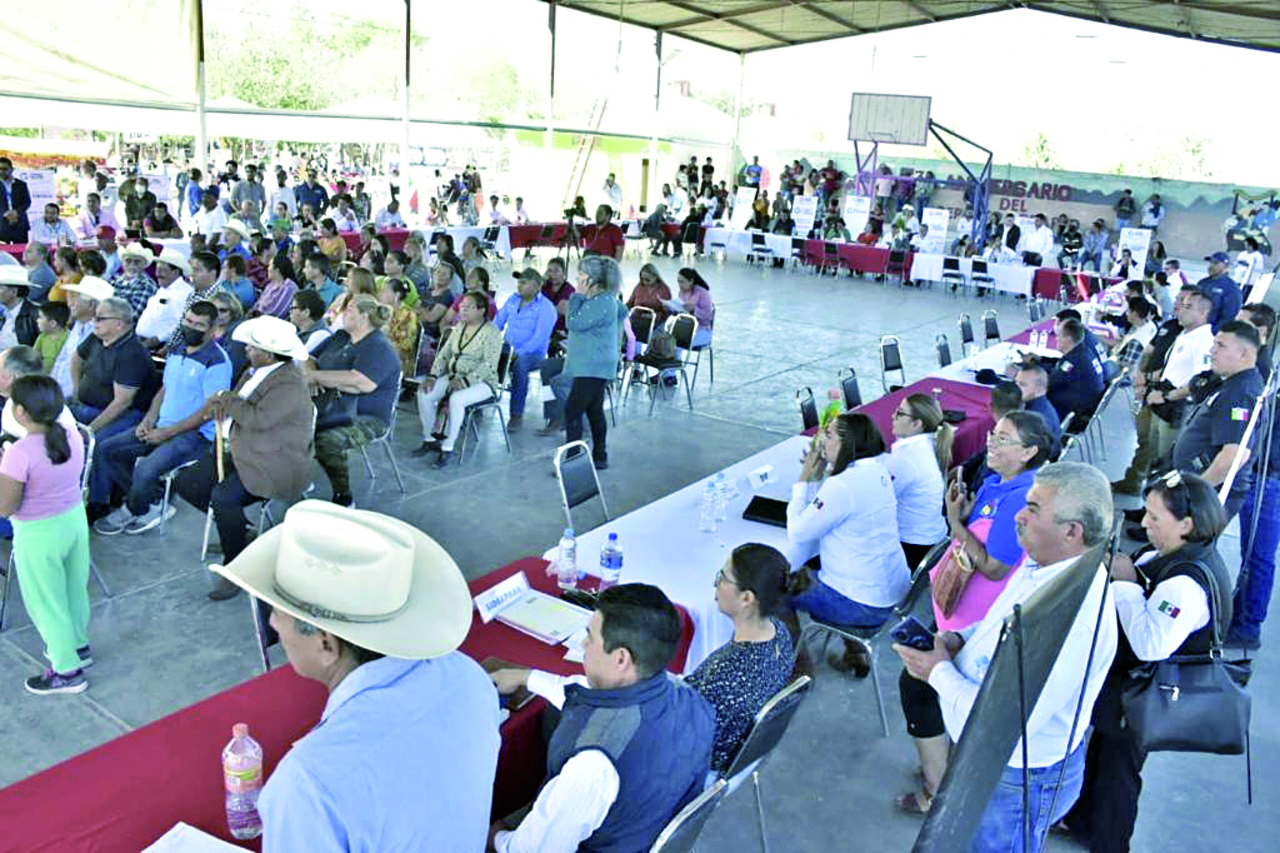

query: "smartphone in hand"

left=891, top=616, right=936, bottom=652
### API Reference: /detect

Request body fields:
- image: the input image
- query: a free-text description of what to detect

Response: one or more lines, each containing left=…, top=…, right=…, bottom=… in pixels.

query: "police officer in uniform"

left=1047, top=317, right=1105, bottom=422
left=1168, top=320, right=1263, bottom=520
left=1197, top=251, right=1242, bottom=333
left=1065, top=471, right=1232, bottom=852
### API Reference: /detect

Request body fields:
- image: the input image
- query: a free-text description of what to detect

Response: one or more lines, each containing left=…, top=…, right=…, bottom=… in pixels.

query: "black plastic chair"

left=644, top=314, right=696, bottom=415
left=981, top=309, right=1001, bottom=347
left=480, top=225, right=502, bottom=260
left=554, top=440, right=610, bottom=530
left=886, top=248, right=908, bottom=284
left=818, top=241, right=839, bottom=275
left=747, top=232, right=773, bottom=264
left=839, top=367, right=862, bottom=410
left=880, top=335, right=905, bottom=392
left=971, top=257, right=995, bottom=294
left=936, top=333, right=952, bottom=368
left=719, top=676, right=813, bottom=853
left=789, top=237, right=806, bottom=268
left=648, top=778, right=728, bottom=853
left=958, top=313, right=976, bottom=356
left=622, top=306, right=657, bottom=404
left=796, top=386, right=819, bottom=432
left=941, top=255, right=966, bottom=292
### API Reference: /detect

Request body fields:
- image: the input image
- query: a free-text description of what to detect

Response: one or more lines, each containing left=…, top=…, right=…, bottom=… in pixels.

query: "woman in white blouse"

left=889, top=393, right=954, bottom=569
left=787, top=412, right=910, bottom=674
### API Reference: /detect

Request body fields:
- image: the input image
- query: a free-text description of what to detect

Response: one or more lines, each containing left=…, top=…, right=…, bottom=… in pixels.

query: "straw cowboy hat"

left=118, top=242, right=153, bottom=262
left=210, top=501, right=472, bottom=659
left=0, top=267, right=30, bottom=290
left=156, top=247, right=191, bottom=276
left=61, top=276, right=115, bottom=303
left=223, top=219, right=251, bottom=239
left=231, top=316, right=309, bottom=360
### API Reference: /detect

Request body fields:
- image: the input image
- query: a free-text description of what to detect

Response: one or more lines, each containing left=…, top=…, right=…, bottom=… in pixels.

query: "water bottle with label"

left=714, top=472, right=729, bottom=522
left=698, top=481, right=718, bottom=533
left=557, top=528, right=578, bottom=590
left=223, top=723, right=263, bottom=840
left=598, top=533, right=623, bottom=590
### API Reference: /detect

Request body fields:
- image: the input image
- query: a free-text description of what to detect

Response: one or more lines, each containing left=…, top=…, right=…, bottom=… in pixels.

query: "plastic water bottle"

left=714, top=473, right=729, bottom=522
left=599, top=533, right=623, bottom=590
left=698, top=481, right=718, bottom=533
left=557, top=528, right=578, bottom=590
left=223, top=723, right=263, bottom=840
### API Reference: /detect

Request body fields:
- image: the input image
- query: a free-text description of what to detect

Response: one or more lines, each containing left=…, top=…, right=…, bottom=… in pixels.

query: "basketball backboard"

left=848, top=93, right=932, bottom=146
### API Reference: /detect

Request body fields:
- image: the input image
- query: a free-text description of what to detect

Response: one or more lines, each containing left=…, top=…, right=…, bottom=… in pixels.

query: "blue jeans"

left=1232, top=473, right=1280, bottom=641
left=971, top=743, right=1085, bottom=853
left=508, top=350, right=543, bottom=419
left=791, top=574, right=894, bottom=627
left=1077, top=251, right=1102, bottom=272
left=94, top=428, right=209, bottom=514
left=71, top=402, right=143, bottom=446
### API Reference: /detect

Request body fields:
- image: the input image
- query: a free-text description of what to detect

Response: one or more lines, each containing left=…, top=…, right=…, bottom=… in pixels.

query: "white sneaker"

left=123, top=503, right=176, bottom=535
left=93, top=506, right=135, bottom=536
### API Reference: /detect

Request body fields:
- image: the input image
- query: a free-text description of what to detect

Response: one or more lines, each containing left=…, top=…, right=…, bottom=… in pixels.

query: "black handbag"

left=1120, top=561, right=1252, bottom=755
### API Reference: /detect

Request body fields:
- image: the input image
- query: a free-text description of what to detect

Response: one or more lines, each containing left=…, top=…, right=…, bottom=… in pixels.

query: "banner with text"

left=730, top=186, right=758, bottom=230
left=921, top=207, right=950, bottom=253
left=842, top=195, right=872, bottom=236
left=1118, top=227, right=1152, bottom=279
left=791, top=194, right=818, bottom=238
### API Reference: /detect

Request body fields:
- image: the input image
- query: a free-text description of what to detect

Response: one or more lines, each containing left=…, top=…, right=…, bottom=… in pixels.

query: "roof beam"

left=664, top=0, right=797, bottom=45
left=1092, top=1, right=1110, bottom=24
left=1169, top=0, right=1199, bottom=40
left=780, top=0, right=866, bottom=35
left=1169, top=0, right=1280, bottom=24
left=904, top=0, right=938, bottom=23
left=658, top=1, right=790, bottom=32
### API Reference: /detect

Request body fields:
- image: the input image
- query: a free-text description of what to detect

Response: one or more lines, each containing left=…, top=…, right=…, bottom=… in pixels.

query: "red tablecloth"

left=1008, top=318, right=1058, bottom=349
left=801, top=241, right=913, bottom=278
left=0, top=557, right=694, bottom=852
left=1032, top=268, right=1121, bottom=302
left=0, top=243, right=23, bottom=261
left=508, top=223, right=569, bottom=249
left=339, top=228, right=410, bottom=254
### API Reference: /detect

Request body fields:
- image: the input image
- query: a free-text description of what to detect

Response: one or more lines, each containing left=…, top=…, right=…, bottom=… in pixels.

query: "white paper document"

left=144, top=823, right=246, bottom=853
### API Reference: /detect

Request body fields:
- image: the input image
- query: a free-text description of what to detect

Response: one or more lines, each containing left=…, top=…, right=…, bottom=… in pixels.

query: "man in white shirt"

left=193, top=189, right=229, bottom=237
left=1147, top=290, right=1214, bottom=458
left=137, top=254, right=195, bottom=349
left=30, top=203, right=76, bottom=245
left=1022, top=213, right=1055, bottom=266
left=602, top=173, right=622, bottom=215
left=487, top=195, right=511, bottom=226
left=1111, top=297, right=1157, bottom=374
left=74, top=192, right=120, bottom=241
left=489, top=584, right=714, bottom=853
left=265, top=169, right=297, bottom=224
left=374, top=199, right=405, bottom=230
left=513, top=197, right=532, bottom=225
left=896, top=462, right=1117, bottom=853
left=1233, top=237, right=1265, bottom=288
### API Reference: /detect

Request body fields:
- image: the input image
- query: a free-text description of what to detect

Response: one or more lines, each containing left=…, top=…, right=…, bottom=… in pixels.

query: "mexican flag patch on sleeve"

left=1158, top=600, right=1181, bottom=618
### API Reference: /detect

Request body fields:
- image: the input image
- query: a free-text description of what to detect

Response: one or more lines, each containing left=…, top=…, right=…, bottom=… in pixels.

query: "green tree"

left=1021, top=132, right=1059, bottom=169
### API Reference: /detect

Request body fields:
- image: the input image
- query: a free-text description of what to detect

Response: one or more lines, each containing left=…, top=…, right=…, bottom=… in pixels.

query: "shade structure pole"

left=730, top=51, right=744, bottom=167
left=648, top=31, right=662, bottom=213
left=545, top=0, right=558, bottom=206
left=402, top=0, right=412, bottom=178
left=195, top=0, right=207, bottom=173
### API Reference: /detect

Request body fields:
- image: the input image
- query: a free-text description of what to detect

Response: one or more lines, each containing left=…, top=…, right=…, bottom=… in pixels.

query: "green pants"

left=14, top=505, right=91, bottom=675
left=314, top=416, right=385, bottom=496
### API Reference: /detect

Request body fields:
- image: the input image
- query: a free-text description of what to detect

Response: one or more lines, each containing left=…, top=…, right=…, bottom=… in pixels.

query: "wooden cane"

left=214, top=412, right=226, bottom=483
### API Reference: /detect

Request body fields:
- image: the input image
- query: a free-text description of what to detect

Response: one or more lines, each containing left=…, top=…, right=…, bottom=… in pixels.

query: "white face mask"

left=135, top=183, right=147, bottom=194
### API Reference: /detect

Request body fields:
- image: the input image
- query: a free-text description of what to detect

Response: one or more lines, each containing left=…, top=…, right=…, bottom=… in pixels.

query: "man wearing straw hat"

left=112, top=243, right=160, bottom=318
left=135, top=248, right=191, bottom=349
left=220, top=219, right=253, bottom=263
left=0, top=267, right=39, bottom=350
left=210, top=500, right=501, bottom=850
left=53, top=276, right=114, bottom=398
left=174, top=316, right=315, bottom=599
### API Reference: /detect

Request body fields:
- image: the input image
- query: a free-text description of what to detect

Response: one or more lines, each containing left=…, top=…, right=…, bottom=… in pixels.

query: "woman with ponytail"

left=889, top=393, right=955, bottom=568
left=686, top=543, right=796, bottom=773
left=0, top=375, right=91, bottom=695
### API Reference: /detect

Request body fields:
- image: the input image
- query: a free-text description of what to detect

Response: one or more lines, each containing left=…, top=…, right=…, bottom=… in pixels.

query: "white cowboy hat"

left=0, top=267, right=30, bottom=289
left=118, top=242, right=153, bottom=262
left=231, top=315, right=309, bottom=360
left=223, top=219, right=251, bottom=239
left=210, top=501, right=472, bottom=659
left=156, top=247, right=191, bottom=276
left=61, top=275, right=114, bottom=302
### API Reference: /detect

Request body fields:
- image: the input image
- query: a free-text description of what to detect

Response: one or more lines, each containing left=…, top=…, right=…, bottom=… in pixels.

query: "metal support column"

left=545, top=0, right=558, bottom=202
left=402, top=0, right=412, bottom=176
left=195, top=0, right=207, bottom=171
left=730, top=52, right=744, bottom=169
left=647, top=31, right=662, bottom=213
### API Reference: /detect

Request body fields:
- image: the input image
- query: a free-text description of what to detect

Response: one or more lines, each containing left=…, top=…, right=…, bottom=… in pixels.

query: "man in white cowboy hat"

left=0, top=266, right=39, bottom=350
left=219, top=219, right=253, bottom=263
left=112, top=243, right=159, bottom=318
left=172, top=316, right=315, bottom=597
left=53, top=276, right=113, bottom=398
left=210, top=501, right=502, bottom=851
left=489, top=584, right=715, bottom=853
left=136, top=248, right=192, bottom=349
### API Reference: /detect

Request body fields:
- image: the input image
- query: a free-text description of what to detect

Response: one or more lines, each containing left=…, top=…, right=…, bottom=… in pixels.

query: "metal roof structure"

left=544, top=1, right=1280, bottom=55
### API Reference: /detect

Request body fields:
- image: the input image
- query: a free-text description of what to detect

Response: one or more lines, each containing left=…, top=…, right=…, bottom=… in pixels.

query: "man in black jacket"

left=0, top=157, right=31, bottom=244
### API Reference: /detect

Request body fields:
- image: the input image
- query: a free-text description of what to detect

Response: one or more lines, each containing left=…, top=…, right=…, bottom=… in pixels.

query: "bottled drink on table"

left=223, top=723, right=263, bottom=840
left=598, top=533, right=623, bottom=590
left=714, top=472, right=729, bottom=522
left=557, top=528, right=578, bottom=590
left=931, top=387, right=942, bottom=405
left=698, top=481, right=718, bottom=533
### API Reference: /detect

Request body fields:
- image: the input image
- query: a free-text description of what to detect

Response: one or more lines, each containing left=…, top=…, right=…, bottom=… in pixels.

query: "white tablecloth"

left=911, top=254, right=1034, bottom=297
left=932, top=341, right=1062, bottom=385
left=702, top=228, right=796, bottom=262
left=428, top=225, right=513, bottom=259
left=542, top=435, right=817, bottom=672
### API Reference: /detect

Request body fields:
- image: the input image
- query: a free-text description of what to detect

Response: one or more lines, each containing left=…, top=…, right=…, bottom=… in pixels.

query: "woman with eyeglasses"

left=787, top=413, right=909, bottom=675
left=685, top=543, right=796, bottom=774
left=895, top=410, right=1055, bottom=816
left=889, top=394, right=955, bottom=568
left=1063, top=471, right=1232, bottom=851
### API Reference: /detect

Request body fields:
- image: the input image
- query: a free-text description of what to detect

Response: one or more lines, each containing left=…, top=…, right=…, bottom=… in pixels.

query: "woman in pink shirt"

left=0, top=375, right=91, bottom=695
left=672, top=267, right=715, bottom=348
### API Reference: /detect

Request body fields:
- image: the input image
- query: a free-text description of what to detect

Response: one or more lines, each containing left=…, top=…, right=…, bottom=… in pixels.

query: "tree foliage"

left=1020, top=132, right=1059, bottom=170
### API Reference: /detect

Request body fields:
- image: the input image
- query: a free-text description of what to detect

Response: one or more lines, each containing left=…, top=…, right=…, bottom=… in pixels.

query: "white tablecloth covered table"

left=702, top=228, right=797, bottom=262
left=911, top=254, right=1035, bottom=296
left=543, top=435, right=816, bottom=672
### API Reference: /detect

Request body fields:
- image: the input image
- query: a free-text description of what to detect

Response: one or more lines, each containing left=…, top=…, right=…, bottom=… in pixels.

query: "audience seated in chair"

left=91, top=300, right=232, bottom=536
left=68, top=296, right=157, bottom=444
left=305, top=295, right=401, bottom=506
left=488, top=584, right=715, bottom=853
left=1047, top=318, right=1106, bottom=422
left=887, top=394, right=955, bottom=568
left=495, top=269, right=557, bottom=432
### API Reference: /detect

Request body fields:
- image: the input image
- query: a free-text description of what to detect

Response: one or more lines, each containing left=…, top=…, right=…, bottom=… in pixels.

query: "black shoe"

left=208, top=577, right=242, bottom=601
left=77, top=646, right=94, bottom=668
left=535, top=422, right=563, bottom=437
left=411, top=440, right=442, bottom=457
left=331, top=492, right=354, bottom=508
left=593, top=457, right=609, bottom=471
left=432, top=450, right=452, bottom=468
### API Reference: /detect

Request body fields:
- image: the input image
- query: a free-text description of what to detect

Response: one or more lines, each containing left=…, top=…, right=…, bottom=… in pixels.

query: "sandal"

left=895, top=789, right=934, bottom=815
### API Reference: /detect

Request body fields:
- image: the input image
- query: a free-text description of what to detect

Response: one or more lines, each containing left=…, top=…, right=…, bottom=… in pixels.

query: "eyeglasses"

left=715, top=567, right=740, bottom=588
left=93, top=315, right=122, bottom=323
left=892, top=409, right=913, bottom=420
left=986, top=430, right=1026, bottom=449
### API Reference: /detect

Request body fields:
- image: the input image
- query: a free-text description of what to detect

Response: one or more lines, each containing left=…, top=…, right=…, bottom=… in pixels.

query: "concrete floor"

left=0, top=254, right=1275, bottom=851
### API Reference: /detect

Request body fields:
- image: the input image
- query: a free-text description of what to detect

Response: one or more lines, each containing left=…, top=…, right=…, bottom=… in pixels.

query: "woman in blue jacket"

left=563, top=255, right=624, bottom=469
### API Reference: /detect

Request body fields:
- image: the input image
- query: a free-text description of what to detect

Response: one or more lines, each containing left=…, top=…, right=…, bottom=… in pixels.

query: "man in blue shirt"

left=496, top=268, right=558, bottom=430
left=208, top=501, right=501, bottom=853
left=93, top=301, right=232, bottom=535
left=1014, top=362, right=1062, bottom=441
left=1047, top=318, right=1105, bottom=422
left=294, top=169, right=329, bottom=216
left=1197, top=252, right=1242, bottom=333
left=302, top=253, right=342, bottom=307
